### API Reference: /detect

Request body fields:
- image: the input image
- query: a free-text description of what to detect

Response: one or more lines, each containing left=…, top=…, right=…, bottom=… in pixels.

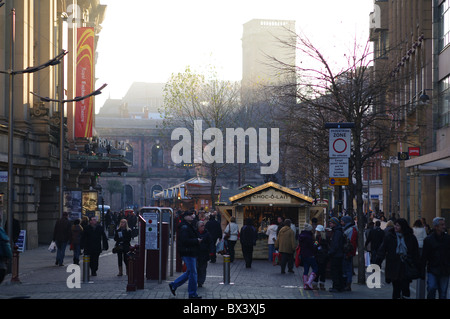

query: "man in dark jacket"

left=81, top=216, right=108, bottom=276
left=365, top=220, right=385, bottom=264
left=328, top=217, right=344, bottom=292
left=53, top=212, right=72, bottom=266
left=169, top=210, right=202, bottom=299
left=205, top=212, right=222, bottom=263
left=422, top=217, right=450, bottom=299
left=240, top=218, right=257, bottom=268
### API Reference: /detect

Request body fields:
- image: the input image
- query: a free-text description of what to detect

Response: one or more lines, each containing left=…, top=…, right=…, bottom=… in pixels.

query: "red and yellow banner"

left=75, top=27, right=94, bottom=138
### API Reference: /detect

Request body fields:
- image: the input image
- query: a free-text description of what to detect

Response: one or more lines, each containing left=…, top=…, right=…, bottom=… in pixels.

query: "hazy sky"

left=94, top=0, right=374, bottom=113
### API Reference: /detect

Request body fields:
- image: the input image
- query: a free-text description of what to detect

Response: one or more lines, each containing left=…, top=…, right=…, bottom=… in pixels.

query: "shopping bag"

left=48, top=241, right=56, bottom=253
left=216, top=239, right=227, bottom=255
left=272, top=251, right=281, bottom=266
left=295, top=245, right=302, bottom=268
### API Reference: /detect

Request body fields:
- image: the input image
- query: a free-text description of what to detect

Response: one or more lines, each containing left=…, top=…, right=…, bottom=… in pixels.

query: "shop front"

left=227, top=182, right=313, bottom=260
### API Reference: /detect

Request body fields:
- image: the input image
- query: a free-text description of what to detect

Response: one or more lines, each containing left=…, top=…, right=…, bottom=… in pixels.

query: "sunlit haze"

left=95, top=0, right=374, bottom=113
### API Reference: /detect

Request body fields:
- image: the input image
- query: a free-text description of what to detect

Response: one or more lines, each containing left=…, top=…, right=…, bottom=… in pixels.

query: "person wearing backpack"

left=341, top=216, right=358, bottom=291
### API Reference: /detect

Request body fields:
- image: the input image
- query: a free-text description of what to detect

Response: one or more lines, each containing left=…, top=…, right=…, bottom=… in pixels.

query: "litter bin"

left=146, top=222, right=169, bottom=280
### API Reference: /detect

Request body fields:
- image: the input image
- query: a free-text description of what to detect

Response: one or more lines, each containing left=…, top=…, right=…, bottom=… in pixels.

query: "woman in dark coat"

left=114, top=219, right=132, bottom=276
left=376, top=218, right=420, bottom=299
left=240, top=218, right=257, bottom=268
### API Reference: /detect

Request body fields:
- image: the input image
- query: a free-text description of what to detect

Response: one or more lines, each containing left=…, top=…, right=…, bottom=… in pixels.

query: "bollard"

left=127, top=250, right=137, bottom=291
left=10, top=245, right=20, bottom=283
left=82, top=255, right=90, bottom=283
left=223, top=254, right=230, bottom=285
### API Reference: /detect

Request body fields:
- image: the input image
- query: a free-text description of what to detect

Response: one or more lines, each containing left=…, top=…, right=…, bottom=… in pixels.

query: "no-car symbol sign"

left=329, top=129, right=351, bottom=158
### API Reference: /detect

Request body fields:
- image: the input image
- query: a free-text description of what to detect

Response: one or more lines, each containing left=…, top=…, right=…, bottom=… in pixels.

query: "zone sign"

left=329, top=129, right=351, bottom=158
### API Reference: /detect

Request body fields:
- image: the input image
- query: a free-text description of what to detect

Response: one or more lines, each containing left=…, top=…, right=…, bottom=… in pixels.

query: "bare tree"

left=160, top=66, right=241, bottom=209
left=267, top=31, right=406, bottom=284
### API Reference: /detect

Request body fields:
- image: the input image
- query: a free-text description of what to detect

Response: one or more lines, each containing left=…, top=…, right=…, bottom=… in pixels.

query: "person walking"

left=70, top=219, right=83, bottom=265
left=421, top=217, right=450, bottom=299
left=328, top=217, right=345, bottom=292
left=240, top=218, right=257, bottom=268
left=81, top=216, right=109, bottom=276
left=224, top=217, right=239, bottom=263
left=169, top=211, right=202, bottom=299
left=298, top=223, right=318, bottom=289
left=365, top=220, right=385, bottom=265
left=52, top=212, right=72, bottom=266
left=313, top=225, right=329, bottom=290
left=266, top=220, right=278, bottom=262
left=376, top=218, right=420, bottom=299
left=275, top=219, right=296, bottom=274
left=0, top=226, right=12, bottom=284
left=205, top=212, right=222, bottom=263
left=341, top=216, right=358, bottom=291
left=114, top=219, right=132, bottom=276
left=196, top=220, right=214, bottom=287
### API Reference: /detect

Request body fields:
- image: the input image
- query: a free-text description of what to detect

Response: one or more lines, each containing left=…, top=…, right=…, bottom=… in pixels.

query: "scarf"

left=396, top=233, right=407, bottom=260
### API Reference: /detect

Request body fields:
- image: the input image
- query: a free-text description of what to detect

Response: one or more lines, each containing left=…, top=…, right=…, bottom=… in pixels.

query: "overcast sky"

left=94, top=0, right=374, bottom=113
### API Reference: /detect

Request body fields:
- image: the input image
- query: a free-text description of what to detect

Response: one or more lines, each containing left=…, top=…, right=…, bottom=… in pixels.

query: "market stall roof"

left=229, top=182, right=313, bottom=204
left=154, top=176, right=211, bottom=200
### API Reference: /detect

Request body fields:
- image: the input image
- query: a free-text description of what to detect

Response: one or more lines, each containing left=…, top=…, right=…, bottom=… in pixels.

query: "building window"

left=151, top=144, right=163, bottom=168
left=439, top=75, right=450, bottom=128
left=440, top=0, right=450, bottom=51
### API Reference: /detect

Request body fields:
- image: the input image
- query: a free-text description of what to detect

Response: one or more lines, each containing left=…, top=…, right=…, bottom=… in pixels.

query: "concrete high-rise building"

left=241, top=19, right=296, bottom=90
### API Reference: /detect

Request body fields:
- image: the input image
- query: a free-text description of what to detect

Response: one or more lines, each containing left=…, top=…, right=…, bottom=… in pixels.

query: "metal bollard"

left=82, top=255, right=90, bottom=283
left=223, top=254, right=230, bottom=285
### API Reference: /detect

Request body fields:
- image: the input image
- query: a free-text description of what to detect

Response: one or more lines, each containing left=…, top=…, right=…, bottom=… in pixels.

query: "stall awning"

left=229, top=181, right=313, bottom=205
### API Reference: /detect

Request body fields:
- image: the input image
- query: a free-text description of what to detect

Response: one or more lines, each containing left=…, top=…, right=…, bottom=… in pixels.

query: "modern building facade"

left=370, top=0, right=450, bottom=226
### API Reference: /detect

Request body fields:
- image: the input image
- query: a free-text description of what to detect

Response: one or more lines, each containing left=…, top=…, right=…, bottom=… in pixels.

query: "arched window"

left=152, top=144, right=163, bottom=168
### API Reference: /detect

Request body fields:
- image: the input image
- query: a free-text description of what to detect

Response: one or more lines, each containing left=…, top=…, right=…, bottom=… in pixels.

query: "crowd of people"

left=2, top=204, right=450, bottom=300
left=51, top=209, right=139, bottom=277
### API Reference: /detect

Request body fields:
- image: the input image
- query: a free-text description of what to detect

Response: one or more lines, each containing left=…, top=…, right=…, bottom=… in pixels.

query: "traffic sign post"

left=326, top=123, right=353, bottom=214
left=329, top=129, right=351, bottom=158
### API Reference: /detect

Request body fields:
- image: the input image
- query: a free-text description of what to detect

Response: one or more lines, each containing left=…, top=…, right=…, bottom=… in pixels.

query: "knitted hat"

left=329, top=217, right=340, bottom=226
left=341, top=216, right=352, bottom=224
left=303, top=223, right=313, bottom=231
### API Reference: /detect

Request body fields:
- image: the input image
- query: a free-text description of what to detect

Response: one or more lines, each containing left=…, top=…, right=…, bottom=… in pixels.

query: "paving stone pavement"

left=0, top=237, right=404, bottom=301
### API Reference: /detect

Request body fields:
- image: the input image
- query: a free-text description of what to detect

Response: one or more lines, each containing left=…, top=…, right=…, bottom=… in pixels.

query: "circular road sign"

left=333, top=138, right=347, bottom=154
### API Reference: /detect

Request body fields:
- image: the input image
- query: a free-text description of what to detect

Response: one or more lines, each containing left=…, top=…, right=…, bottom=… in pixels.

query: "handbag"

left=272, top=251, right=281, bottom=266
left=48, top=241, right=56, bottom=253
left=403, top=256, right=420, bottom=280
left=112, top=244, right=124, bottom=254
left=295, top=245, right=302, bottom=268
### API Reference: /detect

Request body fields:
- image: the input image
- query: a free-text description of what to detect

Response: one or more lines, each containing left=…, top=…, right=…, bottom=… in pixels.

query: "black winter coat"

left=177, top=220, right=200, bottom=257
left=328, top=225, right=344, bottom=258
left=82, top=225, right=109, bottom=255
left=114, top=227, right=132, bottom=252
left=205, top=217, right=222, bottom=242
left=198, top=230, right=215, bottom=263
left=376, top=229, right=420, bottom=283
left=422, top=231, right=450, bottom=276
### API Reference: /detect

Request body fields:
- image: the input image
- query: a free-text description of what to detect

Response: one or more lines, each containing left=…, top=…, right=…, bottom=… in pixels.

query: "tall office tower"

left=241, top=19, right=296, bottom=91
